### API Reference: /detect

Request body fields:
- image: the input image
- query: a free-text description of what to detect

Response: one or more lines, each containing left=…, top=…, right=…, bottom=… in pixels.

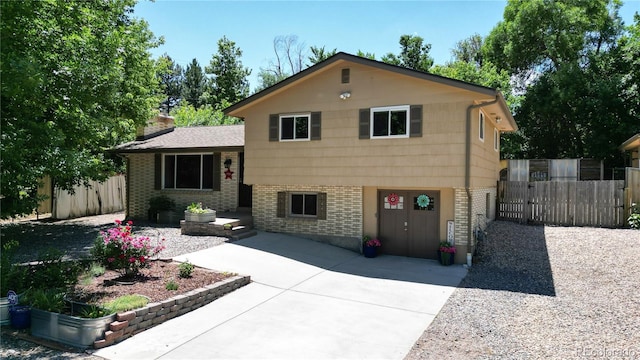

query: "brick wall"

left=253, top=184, right=362, bottom=251
left=453, top=186, right=496, bottom=247
left=127, top=152, right=239, bottom=219
left=93, top=275, right=250, bottom=349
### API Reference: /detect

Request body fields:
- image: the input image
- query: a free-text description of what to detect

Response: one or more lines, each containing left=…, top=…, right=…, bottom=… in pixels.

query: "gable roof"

left=620, top=133, right=640, bottom=152
left=224, top=52, right=516, bottom=130
left=113, top=125, right=244, bottom=153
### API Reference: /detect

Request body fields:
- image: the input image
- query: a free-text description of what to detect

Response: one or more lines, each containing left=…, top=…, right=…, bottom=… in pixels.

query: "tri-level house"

left=225, top=52, right=517, bottom=264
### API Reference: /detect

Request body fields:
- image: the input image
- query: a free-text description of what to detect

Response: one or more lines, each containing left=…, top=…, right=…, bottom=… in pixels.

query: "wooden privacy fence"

left=497, top=180, right=625, bottom=227
left=52, top=175, right=126, bottom=219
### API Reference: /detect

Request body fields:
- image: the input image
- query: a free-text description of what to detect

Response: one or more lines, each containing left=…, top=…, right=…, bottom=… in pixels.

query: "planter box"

left=1, top=293, right=23, bottom=325
left=184, top=210, right=216, bottom=223
left=31, top=308, right=116, bottom=348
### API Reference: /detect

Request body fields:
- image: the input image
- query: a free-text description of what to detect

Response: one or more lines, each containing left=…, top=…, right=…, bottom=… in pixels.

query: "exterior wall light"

left=339, top=91, right=351, bottom=100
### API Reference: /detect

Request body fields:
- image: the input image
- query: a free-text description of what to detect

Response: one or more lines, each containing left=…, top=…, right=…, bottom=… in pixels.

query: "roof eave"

left=224, top=52, right=501, bottom=116
left=619, top=133, right=640, bottom=151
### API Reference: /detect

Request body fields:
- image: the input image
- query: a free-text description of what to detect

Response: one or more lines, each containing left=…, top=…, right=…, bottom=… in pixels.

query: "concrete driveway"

left=94, top=232, right=466, bottom=360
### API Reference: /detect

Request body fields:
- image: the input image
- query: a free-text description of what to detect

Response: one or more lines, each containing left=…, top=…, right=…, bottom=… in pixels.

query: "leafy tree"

left=308, top=46, right=337, bottom=66
left=205, top=36, right=251, bottom=105
left=452, top=33, right=484, bottom=66
left=255, top=70, right=289, bottom=92
left=170, top=101, right=242, bottom=127
left=356, top=50, right=376, bottom=60
left=483, top=0, right=637, bottom=167
left=382, top=34, right=434, bottom=72
left=156, top=54, right=183, bottom=111
left=0, top=0, right=162, bottom=218
left=181, top=58, right=206, bottom=108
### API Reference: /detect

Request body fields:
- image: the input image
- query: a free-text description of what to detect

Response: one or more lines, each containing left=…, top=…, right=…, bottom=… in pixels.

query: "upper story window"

left=479, top=111, right=485, bottom=142
left=280, top=114, right=310, bottom=141
left=370, top=105, right=410, bottom=138
left=163, top=154, right=214, bottom=189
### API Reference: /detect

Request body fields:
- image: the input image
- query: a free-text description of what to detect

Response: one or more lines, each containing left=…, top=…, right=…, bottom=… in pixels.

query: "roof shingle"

left=114, top=125, right=244, bottom=153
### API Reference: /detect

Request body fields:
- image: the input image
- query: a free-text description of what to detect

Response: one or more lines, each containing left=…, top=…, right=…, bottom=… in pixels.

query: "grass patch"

left=103, top=294, right=149, bottom=313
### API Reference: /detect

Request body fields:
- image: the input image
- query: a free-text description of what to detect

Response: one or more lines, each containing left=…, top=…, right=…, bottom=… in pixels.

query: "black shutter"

left=409, top=105, right=423, bottom=137
left=359, top=108, right=370, bottom=139
left=317, top=192, right=327, bottom=220
left=310, top=112, right=321, bottom=140
left=277, top=192, right=287, bottom=218
left=213, top=153, right=221, bottom=191
left=154, top=154, right=162, bottom=190
left=341, top=68, right=350, bottom=84
left=269, top=114, right=279, bottom=141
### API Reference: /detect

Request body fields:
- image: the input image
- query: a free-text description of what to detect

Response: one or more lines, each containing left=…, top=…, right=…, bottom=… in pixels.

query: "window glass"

left=202, top=155, right=214, bottom=189
left=164, top=155, right=175, bottom=189
left=373, top=111, right=389, bottom=137
left=290, top=193, right=317, bottom=217
left=390, top=110, right=407, bottom=135
left=291, top=194, right=304, bottom=215
left=281, top=117, right=294, bottom=140
left=371, top=105, right=410, bottom=138
left=280, top=114, right=310, bottom=141
left=176, top=155, right=200, bottom=188
left=163, top=154, right=215, bottom=190
left=295, top=116, right=309, bottom=139
left=479, top=111, right=485, bottom=141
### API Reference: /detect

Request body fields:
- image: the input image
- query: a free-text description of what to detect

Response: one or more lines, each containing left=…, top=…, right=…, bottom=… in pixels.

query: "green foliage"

left=24, top=288, right=66, bottom=313
left=356, top=50, right=376, bottom=60
left=149, top=195, right=176, bottom=212
left=0, top=240, right=27, bottom=295
left=178, top=261, right=195, bottom=278
left=79, top=305, right=112, bottom=319
left=308, top=46, right=337, bottom=66
left=165, top=280, right=179, bottom=291
left=28, top=249, right=82, bottom=290
left=0, top=0, right=163, bottom=218
left=102, top=294, right=149, bottom=313
left=186, top=202, right=209, bottom=214
left=255, top=69, right=290, bottom=93
left=382, top=35, right=434, bottom=72
left=205, top=36, right=251, bottom=105
left=628, top=203, right=640, bottom=229
left=156, top=54, right=184, bottom=111
left=181, top=58, right=207, bottom=108
left=170, top=103, right=242, bottom=127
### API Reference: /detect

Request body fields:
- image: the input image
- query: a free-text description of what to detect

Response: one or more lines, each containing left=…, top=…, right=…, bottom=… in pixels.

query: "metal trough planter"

left=184, top=209, right=216, bottom=223
left=31, top=308, right=116, bottom=348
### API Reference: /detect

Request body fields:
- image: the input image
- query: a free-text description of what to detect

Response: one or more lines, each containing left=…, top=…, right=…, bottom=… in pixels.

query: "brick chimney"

left=135, top=113, right=175, bottom=140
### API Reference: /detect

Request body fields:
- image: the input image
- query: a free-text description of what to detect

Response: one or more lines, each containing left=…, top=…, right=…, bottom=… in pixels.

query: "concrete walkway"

left=94, top=232, right=467, bottom=360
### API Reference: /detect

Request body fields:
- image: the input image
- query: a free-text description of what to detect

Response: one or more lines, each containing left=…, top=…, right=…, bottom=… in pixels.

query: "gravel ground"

left=406, top=221, right=640, bottom=360
left=2, top=214, right=639, bottom=359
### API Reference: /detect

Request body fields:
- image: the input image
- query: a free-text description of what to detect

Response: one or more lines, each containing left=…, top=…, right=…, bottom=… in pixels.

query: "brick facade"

left=253, top=184, right=363, bottom=251
left=453, top=186, right=496, bottom=252
left=126, top=152, right=239, bottom=219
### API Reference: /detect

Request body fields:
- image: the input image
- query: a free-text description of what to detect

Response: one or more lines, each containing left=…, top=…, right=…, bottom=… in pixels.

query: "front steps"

left=180, top=212, right=256, bottom=241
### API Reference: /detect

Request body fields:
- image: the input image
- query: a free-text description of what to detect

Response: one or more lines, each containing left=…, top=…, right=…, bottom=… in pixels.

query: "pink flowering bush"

left=439, top=241, right=456, bottom=254
left=91, top=220, right=165, bottom=278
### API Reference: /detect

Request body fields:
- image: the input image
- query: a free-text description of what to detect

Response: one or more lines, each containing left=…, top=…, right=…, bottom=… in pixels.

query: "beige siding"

left=241, top=62, right=500, bottom=188
left=126, top=152, right=239, bottom=219
left=470, top=109, right=502, bottom=187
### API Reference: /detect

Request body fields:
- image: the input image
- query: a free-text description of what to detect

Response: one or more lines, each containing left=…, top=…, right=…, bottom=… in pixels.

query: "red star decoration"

left=224, top=168, right=234, bottom=179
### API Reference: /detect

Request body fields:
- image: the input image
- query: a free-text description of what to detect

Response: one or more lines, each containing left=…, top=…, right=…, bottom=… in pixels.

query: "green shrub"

left=79, top=305, right=111, bottom=319
left=165, top=280, right=179, bottom=291
left=629, top=203, right=640, bottom=229
left=178, top=261, right=195, bottom=278
left=24, top=288, right=66, bottom=313
left=25, top=248, right=82, bottom=290
left=0, top=239, right=27, bottom=296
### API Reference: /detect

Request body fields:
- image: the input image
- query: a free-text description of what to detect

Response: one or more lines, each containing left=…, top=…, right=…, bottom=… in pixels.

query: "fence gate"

left=497, top=180, right=625, bottom=227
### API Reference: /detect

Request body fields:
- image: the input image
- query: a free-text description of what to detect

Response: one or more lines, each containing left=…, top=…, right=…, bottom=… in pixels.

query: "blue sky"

left=134, top=0, right=639, bottom=91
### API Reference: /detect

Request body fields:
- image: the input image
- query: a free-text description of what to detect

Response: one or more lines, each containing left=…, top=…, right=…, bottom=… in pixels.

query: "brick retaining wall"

left=93, top=275, right=250, bottom=349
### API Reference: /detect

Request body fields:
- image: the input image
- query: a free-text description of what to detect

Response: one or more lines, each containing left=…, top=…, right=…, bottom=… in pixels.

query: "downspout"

left=465, top=95, right=499, bottom=266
